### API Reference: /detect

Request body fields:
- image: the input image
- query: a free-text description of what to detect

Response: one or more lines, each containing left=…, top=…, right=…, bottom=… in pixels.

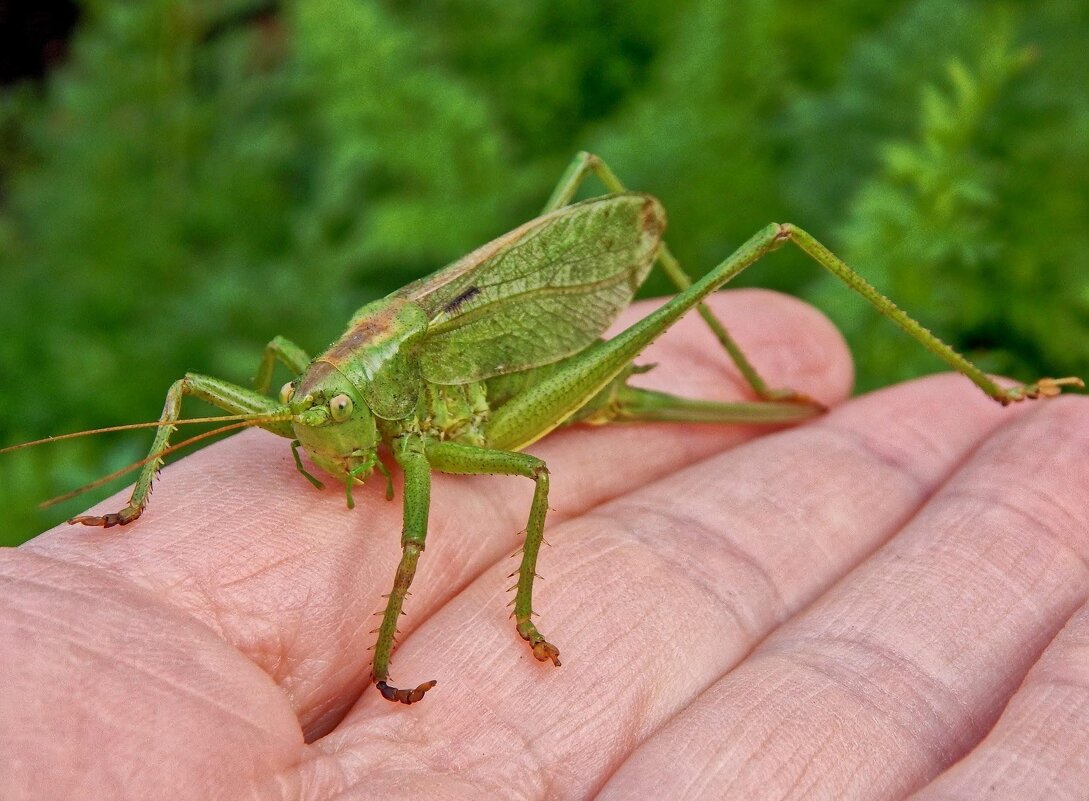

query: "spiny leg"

left=372, top=435, right=437, bottom=704
left=253, top=335, right=311, bottom=396
left=775, top=225, right=1082, bottom=404
left=70, top=374, right=292, bottom=528
left=543, top=151, right=820, bottom=408
left=484, top=223, right=1080, bottom=453
left=424, top=439, right=560, bottom=667
left=571, top=383, right=824, bottom=426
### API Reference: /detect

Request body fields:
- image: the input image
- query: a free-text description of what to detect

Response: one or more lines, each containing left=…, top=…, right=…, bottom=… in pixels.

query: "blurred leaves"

left=805, top=1, right=1089, bottom=387
left=1, top=0, right=1086, bottom=544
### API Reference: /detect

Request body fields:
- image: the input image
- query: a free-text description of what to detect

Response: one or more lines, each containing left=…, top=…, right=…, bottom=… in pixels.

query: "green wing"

left=400, top=194, right=665, bottom=385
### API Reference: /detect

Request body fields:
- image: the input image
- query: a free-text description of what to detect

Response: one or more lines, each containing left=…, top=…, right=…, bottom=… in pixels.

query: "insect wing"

left=403, top=194, right=665, bottom=385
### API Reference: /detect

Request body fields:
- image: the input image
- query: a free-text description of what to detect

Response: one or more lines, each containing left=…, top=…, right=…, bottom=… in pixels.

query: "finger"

left=315, top=374, right=1035, bottom=798
left=908, top=600, right=1089, bottom=800
left=0, top=549, right=304, bottom=799
left=598, top=396, right=1089, bottom=801
left=22, top=290, right=852, bottom=737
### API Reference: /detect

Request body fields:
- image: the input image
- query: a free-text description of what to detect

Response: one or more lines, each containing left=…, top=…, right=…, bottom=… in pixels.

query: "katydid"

left=5, top=151, right=1081, bottom=705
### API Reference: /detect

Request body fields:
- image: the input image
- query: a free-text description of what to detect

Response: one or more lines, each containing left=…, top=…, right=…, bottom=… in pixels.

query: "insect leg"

left=253, top=335, right=311, bottom=395
left=573, top=384, right=823, bottom=426
left=255, top=337, right=321, bottom=491
left=372, top=435, right=437, bottom=705
left=423, top=440, right=560, bottom=668
left=487, top=221, right=1080, bottom=453
left=775, top=225, right=1082, bottom=404
left=542, top=151, right=819, bottom=408
left=485, top=225, right=788, bottom=451
left=69, top=374, right=292, bottom=528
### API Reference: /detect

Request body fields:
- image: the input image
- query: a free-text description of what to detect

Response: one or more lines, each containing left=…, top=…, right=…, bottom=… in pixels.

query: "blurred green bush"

left=2, top=0, right=1086, bottom=545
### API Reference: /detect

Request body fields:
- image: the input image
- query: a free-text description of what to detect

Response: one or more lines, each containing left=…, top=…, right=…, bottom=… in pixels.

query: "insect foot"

left=531, top=640, right=562, bottom=666
left=518, top=619, right=562, bottom=667
left=376, top=679, right=437, bottom=705
left=996, top=376, right=1084, bottom=406
left=68, top=506, right=143, bottom=528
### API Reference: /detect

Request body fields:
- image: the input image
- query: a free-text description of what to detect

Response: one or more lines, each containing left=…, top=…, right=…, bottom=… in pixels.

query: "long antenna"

left=38, top=417, right=279, bottom=509
left=0, top=411, right=291, bottom=455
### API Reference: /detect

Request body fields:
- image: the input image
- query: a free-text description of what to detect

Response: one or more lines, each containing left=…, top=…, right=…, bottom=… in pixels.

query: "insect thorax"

left=378, top=379, right=490, bottom=446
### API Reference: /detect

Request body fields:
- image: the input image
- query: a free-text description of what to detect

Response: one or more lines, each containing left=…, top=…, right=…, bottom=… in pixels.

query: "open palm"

left=4, top=291, right=1088, bottom=801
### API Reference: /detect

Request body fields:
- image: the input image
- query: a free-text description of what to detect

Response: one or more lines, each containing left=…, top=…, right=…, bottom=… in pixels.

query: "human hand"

left=3, top=291, right=1087, bottom=800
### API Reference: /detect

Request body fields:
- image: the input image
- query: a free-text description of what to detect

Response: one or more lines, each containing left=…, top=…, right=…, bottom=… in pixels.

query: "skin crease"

left=2, top=290, right=1087, bottom=801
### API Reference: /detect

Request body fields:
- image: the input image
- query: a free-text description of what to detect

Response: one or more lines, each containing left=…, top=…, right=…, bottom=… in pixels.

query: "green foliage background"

left=2, top=0, right=1087, bottom=545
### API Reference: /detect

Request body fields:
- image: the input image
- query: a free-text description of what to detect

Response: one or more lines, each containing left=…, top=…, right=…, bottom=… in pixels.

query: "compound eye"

left=329, top=393, right=354, bottom=422
left=279, top=381, right=296, bottom=404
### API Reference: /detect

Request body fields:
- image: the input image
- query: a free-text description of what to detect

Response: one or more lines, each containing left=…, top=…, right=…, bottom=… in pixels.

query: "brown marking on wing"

left=396, top=193, right=664, bottom=316
left=442, top=285, right=481, bottom=315
left=396, top=213, right=557, bottom=314
left=641, top=195, right=666, bottom=240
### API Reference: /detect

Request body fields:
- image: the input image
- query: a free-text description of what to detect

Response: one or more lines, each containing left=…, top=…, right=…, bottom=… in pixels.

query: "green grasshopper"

left=12, top=152, right=1082, bottom=704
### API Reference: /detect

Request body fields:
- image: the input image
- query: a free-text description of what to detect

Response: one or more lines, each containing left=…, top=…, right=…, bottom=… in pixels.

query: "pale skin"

left=3, top=292, right=1088, bottom=801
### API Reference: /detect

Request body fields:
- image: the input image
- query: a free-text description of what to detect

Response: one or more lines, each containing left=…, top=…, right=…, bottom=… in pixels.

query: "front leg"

left=70, top=374, right=291, bottom=528
left=372, top=435, right=438, bottom=704
left=371, top=437, right=558, bottom=705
